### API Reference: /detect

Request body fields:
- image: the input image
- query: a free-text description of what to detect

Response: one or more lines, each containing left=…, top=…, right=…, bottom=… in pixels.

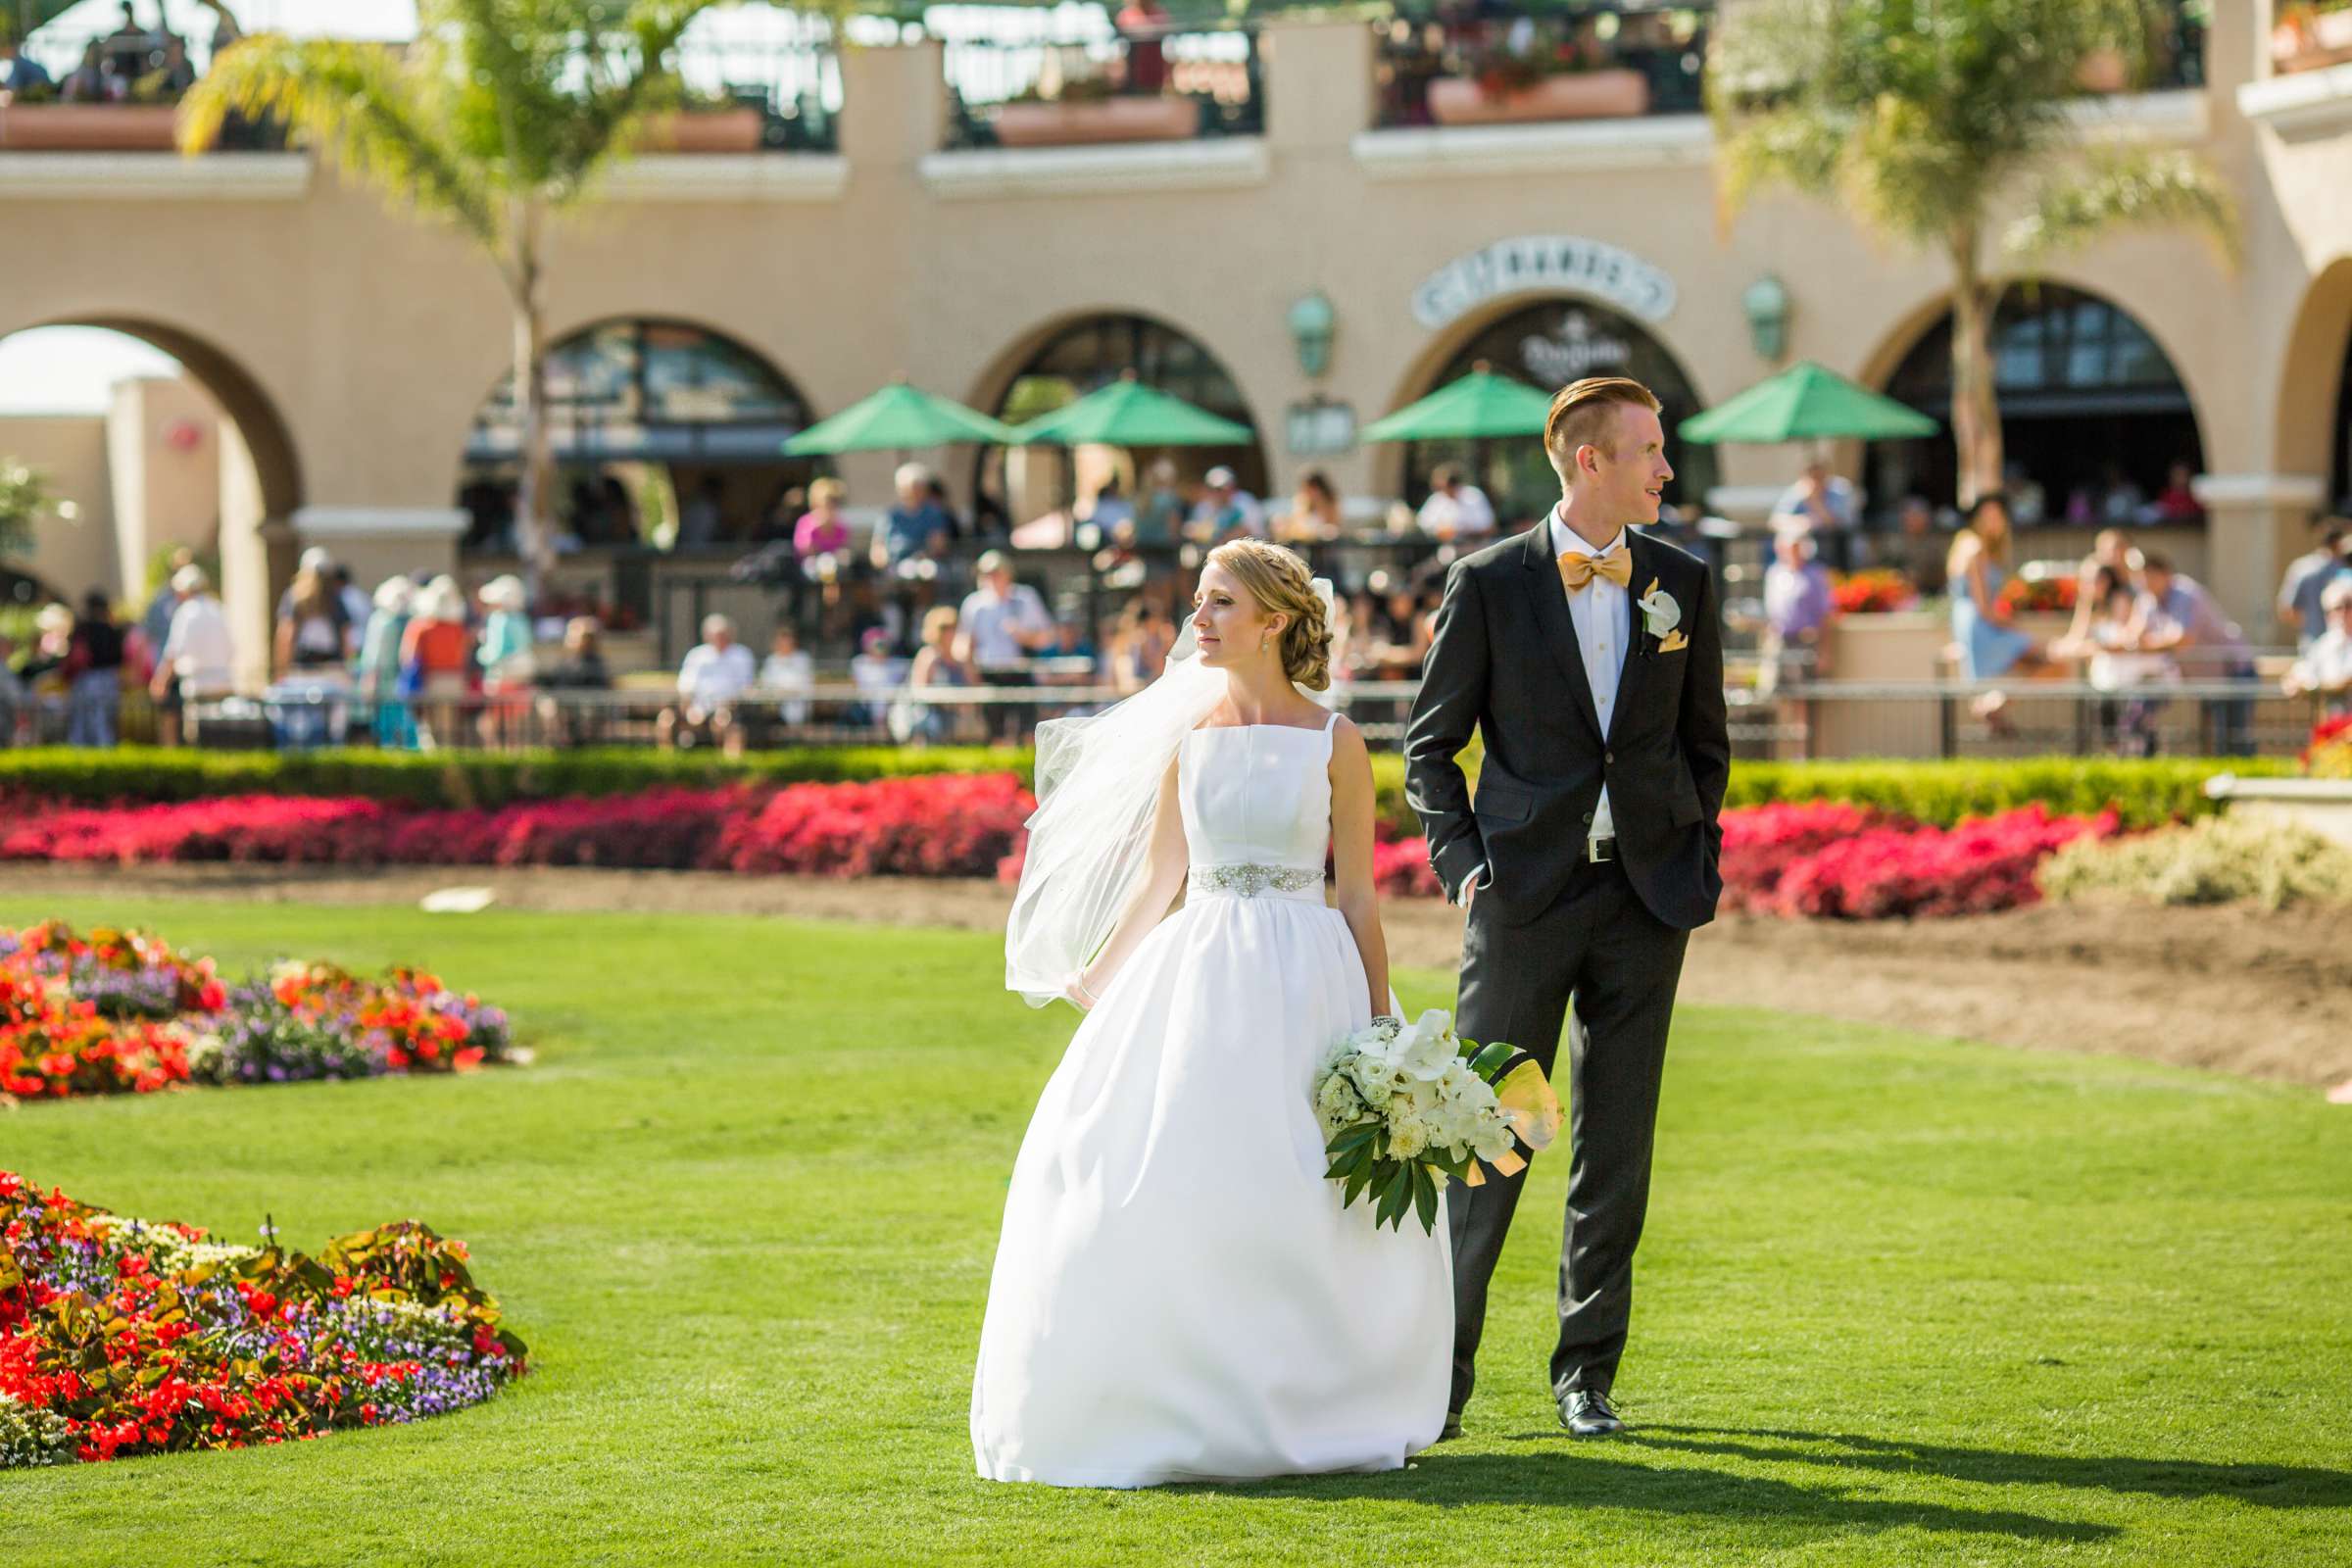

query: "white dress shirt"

left=161, top=594, right=237, bottom=695
left=677, top=641, right=756, bottom=705
left=1461, top=510, right=1630, bottom=902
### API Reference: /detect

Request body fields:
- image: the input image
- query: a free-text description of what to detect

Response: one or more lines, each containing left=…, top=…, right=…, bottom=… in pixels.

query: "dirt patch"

left=7, top=864, right=2345, bottom=1092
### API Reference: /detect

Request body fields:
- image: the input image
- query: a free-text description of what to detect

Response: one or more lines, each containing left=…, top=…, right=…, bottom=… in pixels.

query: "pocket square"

left=1656, top=630, right=1689, bottom=653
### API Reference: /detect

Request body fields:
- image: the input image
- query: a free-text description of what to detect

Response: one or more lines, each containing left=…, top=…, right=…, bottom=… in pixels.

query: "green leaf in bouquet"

left=1343, top=1158, right=1382, bottom=1208
left=1467, top=1039, right=1519, bottom=1080
left=1377, top=1162, right=1415, bottom=1231
left=1412, top=1164, right=1440, bottom=1234
left=1325, top=1121, right=1381, bottom=1158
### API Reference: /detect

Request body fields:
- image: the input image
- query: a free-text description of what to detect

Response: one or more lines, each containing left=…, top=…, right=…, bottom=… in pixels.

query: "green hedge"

left=1722, top=758, right=2299, bottom=830
left=0, top=747, right=2296, bottom=832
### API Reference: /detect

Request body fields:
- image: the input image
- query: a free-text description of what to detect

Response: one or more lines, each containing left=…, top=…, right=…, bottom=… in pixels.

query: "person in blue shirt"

left=874, top=463, right=956, bottom=568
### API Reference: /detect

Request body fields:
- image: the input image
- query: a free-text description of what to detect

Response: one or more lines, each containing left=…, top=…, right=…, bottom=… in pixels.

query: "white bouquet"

left=1312, top=1009, right=1563, bottom=1235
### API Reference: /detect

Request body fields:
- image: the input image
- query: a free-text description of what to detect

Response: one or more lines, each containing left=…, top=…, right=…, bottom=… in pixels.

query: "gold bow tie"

left=1557, top=550, right=1633, bottom=592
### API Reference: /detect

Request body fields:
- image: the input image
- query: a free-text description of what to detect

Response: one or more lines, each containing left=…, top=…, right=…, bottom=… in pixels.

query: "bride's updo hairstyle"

left=1205, top=538, right=1332, bottom=692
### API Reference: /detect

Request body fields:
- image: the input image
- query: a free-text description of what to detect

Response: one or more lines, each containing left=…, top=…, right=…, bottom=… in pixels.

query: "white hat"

left=477, top=573, right=527, bottom=612
left=2324, top=576, right=2352, bottom=612
left=1205, top=466, right=1237, bottom=488
left=172, top=564, right=211, bottom=594
left=298, top=546, right=337, bottom=575
left=35, top=603, right=74, bottom=634
left=373, top=575, right=416, bottom=612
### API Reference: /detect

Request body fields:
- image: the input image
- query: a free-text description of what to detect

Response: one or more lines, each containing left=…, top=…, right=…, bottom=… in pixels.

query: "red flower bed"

left=715, top=773, right=1035, bottom=878
left=0, top=776, right=1034, bottom=880
left=0, top=798, right=393, bottom=865
left=1718, top=801, right=1891, bottom=913
left=1371, top=803, right=2117, bottom=919
left=382, top=789, right=743, bottom=869
left=1772, top=805, right=2117, bottom=918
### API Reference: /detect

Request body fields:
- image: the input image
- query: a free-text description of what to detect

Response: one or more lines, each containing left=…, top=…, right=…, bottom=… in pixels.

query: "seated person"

left=657, top=612, right=757, bottom=756
left=2284, top=578, right=2352, bottom=717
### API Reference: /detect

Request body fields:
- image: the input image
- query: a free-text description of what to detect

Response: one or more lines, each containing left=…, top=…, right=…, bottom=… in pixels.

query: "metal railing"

left=1739, top=677, right=2322, bottom=761
left=165, top=676, right=2339, bottom=761
left=938, top=15, right=1262, bottom=151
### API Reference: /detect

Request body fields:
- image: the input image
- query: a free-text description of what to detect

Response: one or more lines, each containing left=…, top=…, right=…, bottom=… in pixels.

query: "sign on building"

left=1412, top=236, right=1678, bottom=331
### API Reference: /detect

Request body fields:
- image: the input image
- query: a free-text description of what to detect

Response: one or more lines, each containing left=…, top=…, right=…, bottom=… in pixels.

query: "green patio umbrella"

left=781, top=381, right=1016, bottom=457
left=1012, top=376, right=1252, bottom=448
left=1361, top=368, right=1555, bottom=443
left=1678, top=360, right=1938, bottom=445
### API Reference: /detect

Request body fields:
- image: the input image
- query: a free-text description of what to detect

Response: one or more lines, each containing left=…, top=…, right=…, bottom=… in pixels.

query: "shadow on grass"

left=1224, top=1450, right=2117, bottom=1543
left=1622, top=1427, right=2352, bottom=1508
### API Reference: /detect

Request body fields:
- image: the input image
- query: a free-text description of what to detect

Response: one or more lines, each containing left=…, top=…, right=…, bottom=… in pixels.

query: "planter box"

left=643, top=107, right=764, bottom=154
left=2273, top=11, right=2352, bottom=74
left=1426, top=69, right=1650, bottom=126
left=2076, top=47, right=2131, bottom=93
left=2208, top=776, right=2352, bottom=848
left=992, top=96, right=1199, bottom=149
left=0, top=103, right=180, bottom=151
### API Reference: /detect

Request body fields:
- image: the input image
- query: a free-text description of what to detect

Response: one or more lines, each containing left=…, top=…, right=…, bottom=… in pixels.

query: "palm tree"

left=180, top=0, right=727, bottom=593
left=1709, top=0, right=2237, bottom=504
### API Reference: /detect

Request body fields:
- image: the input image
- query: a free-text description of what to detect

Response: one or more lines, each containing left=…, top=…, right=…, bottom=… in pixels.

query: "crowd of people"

left=10, top=444, right=2346, bottom=757
left=0, top=3, right=224, bottom=108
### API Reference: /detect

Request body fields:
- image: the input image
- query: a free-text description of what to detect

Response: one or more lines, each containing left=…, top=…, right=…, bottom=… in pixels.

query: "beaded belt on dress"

left=1187, top=862, right=1324, bottom=902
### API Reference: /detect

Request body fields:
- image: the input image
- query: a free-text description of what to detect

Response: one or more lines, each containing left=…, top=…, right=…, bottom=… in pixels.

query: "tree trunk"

left=509, top=242, right=552, bottom=604
left=1946, top=226, right=2005, bottom=508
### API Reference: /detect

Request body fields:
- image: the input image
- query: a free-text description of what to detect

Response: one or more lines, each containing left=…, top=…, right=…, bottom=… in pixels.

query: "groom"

left=1404, top=375, right=1729, bottom=1439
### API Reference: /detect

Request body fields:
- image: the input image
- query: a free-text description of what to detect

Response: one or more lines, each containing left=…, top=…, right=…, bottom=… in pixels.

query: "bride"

left=973, top=539, right=1452, bottom=1488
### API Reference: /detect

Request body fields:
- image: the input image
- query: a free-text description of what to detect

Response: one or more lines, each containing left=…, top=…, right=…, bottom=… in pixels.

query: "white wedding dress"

left=972, top=715, right=1453, bottom=1488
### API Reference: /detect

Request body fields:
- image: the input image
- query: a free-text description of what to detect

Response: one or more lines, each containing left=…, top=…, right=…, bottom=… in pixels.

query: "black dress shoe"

left=1557, top=1388, right=1625, bottom=1437
left=1437, top=1410, right=1464, bottom=1442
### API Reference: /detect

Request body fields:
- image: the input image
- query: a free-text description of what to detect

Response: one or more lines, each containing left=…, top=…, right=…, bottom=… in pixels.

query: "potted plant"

left=994, top=77, right=1199, bottom=148
left=0, top=97, right=182, bottom=150
left=1427, top=27, right=1651, bottom=125
left=643, top=90, right=763, bottom=153
left=2275, top=0, right=2352, bottom=74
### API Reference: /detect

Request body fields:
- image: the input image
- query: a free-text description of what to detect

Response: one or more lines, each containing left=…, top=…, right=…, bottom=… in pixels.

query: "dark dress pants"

left=1446, top=855, right=1689, bottom=1412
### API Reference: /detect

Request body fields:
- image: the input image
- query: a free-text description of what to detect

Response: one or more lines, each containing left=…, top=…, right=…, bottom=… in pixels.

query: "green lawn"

left=3, top=895, right=2347, bottom=1567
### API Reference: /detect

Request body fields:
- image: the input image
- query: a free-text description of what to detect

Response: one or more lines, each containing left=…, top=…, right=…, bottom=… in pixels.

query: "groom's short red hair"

left=1544, top=377, right=1661, bottom=476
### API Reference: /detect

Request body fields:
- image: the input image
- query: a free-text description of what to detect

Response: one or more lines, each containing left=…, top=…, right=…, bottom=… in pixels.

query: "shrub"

left=1722, top=758, right=2293, bottom=830
left=714, top=773, right=1035, bottom=878
left=2040, top=814, right=2352, bottom=909
left=1771, top=805, right=2117, bottom=919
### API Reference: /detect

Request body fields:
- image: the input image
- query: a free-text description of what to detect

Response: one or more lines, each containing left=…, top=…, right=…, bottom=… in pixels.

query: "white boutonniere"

left=1638, top=578, right=1681, bottom=641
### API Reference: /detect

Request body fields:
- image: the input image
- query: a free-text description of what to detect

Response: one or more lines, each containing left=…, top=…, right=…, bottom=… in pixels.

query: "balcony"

left=937, top=15, right=1262, bottom=151
left=0, top=14, right=838, bottom=155
left=1373, top=4, right=1713, bottom=131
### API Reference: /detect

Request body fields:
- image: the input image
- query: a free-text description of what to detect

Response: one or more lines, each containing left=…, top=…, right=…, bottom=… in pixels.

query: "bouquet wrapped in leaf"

left=1312, top=1009, right=1563, bottom=1235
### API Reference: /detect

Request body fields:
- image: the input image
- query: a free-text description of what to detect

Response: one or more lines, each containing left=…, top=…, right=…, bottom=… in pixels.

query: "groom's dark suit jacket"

left=1404, top=520, right=1730, bottom=931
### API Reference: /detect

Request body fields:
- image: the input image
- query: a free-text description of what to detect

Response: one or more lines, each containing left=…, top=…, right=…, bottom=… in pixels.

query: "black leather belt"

left=1585, top=836, right=1618, bottom=864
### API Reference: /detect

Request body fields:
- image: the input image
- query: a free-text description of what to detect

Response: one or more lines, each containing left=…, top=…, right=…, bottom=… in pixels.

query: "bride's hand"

left=1061, top=972, right=1102, bottom=1012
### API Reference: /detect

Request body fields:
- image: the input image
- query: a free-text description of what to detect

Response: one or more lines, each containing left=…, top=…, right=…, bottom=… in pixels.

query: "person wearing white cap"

left=149, top=564, right=235, bottom=747
left=1189, top=466, right=1264, bottom=542
left=473, top=574, right=535, bottom=746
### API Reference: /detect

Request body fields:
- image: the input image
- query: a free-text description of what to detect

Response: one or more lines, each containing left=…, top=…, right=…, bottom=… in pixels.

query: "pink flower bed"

left=1371, top=803, right=2119, bottom=919
left=0, top=776, right=1037, bottom=881
left=0, top=783, right=2117, bottom=918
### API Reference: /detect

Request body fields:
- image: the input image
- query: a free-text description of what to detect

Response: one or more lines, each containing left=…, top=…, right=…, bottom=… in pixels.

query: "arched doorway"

left=458, top=318, right=819, bottom=558
left=973, top=313, right=1267, bottom=533
left=1396, top=299, right=1716, bottom=526
left=1867, top=283, right=2206, bottom=527
left=0, top=319, right=302, bottom=698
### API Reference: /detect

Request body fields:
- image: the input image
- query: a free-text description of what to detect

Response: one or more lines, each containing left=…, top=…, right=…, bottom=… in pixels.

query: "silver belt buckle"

left=1587, top=833, right=1616, bottom=864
